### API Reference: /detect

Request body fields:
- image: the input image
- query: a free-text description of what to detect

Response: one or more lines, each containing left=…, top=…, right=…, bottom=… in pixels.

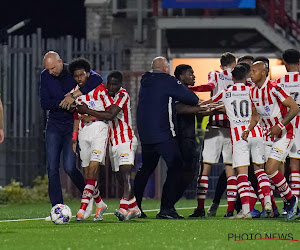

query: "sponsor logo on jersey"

left=120, top=153, right=129, bottom=158
left=92, top=149, right=101, bottom=155
left=177, top=80, right=182, bottom=85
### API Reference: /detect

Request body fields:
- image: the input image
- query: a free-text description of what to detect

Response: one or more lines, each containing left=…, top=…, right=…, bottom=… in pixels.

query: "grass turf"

left=0, top=199, right=299, bottom=250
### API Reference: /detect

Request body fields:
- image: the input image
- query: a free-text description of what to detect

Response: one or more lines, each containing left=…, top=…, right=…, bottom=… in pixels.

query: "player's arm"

left=0, top=98, right=4, bottom=143
left=76, top=103, right=121, bottom=121
left=268, top=96, right=299, bottom=137
left=60, top=71, right=103, bottom=109
left=241, top=106, right=259, bottom=142
left=188, top=82, right=215, bottom=92
left=176, top=102, right=217, bottom=115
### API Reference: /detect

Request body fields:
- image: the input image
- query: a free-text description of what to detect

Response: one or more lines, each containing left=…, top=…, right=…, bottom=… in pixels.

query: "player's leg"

left=191, top=126, right=222, bottom=217
left=45, top=124, right=64, bottom=206
left=222, top=128, right=235, bottom=217
left=234, top=166, right=252, bottom=219
left=289, top=158, right=300, bottom=198
left=265, top=138, right=299, bottom=220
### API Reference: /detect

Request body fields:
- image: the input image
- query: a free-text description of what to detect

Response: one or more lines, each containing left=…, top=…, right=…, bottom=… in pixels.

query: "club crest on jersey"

left=225, top=92, right=231, bottom=98
left=177, top=80, right=182, bottom=85
left=264, top=106, right=270, bottom=112
left=89, top=101, right=96, bottom=108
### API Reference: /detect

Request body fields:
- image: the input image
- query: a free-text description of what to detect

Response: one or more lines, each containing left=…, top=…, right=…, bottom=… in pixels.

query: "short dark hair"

left=68, top=57, right=91, bottom=74
left=220, top=52, right=236, bottom=67
left=174, top=64, right=192, bottom=79
left=237, top=55, right=254, bottom=63
left=232, top=64, right=248, bottom=82
left=282, top=49, right=300, bottom=64
left=237, top=62, right=250, bottom=74
left=107, top=70, right=123, bottom=83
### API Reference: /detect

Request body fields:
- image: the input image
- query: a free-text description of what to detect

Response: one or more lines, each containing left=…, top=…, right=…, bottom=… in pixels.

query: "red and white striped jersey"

left=106, top=87, right=135, bottom=146
left=72, top=84, right=108, bottom=130
left=208, top=69, right=234, bottom=128
left=250, top=79, right=294, bottom=141
left=276, top=72, right=300, bottom=129
left=212, top=83, right=263, bottom=143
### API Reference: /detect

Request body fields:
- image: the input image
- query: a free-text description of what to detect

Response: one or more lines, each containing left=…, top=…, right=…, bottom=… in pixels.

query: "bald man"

left=39, top=51, right=102, bottom=219
left=242, top=61, right=299, bottom=220
left=135, top=56, right=199, bottom=219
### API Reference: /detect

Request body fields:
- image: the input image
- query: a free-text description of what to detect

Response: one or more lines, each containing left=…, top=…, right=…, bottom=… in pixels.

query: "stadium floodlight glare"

left=6, top=19, right=31, bottom=34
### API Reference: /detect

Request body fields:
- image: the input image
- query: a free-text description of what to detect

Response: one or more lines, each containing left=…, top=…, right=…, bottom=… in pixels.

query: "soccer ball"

left=50, top=204, right=72, bottom=225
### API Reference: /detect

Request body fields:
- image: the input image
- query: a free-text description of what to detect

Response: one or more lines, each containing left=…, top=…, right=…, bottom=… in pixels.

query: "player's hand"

left=241, top=129, right=250, bottom=142
left=60, top=93, right=75, bottom=110
left=0, top=129, right=4, bottom=143
left=72, top=140, right=78, bottom=155
left=267, top=124, right=282, bottom=138
left=76, top=102, right=89, bottom=114
left=80, top=115, right=94, bottom=123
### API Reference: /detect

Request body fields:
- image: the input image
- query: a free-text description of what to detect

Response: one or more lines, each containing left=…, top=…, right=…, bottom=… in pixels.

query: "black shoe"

left=138, top=210, right=147, bottom=218
left=207, top=203, right=219, bottom=217
left=224, top=211, right=234, bottom=217
left=156, top=208, right=184, bottom=219
left=170, top=208, right=184, bottom=219
left=189, top=208, right=205, bottom=218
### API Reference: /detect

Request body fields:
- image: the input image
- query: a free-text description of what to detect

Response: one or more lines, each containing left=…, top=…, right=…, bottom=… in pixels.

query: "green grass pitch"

left=0, top=199, right=299, bottom=250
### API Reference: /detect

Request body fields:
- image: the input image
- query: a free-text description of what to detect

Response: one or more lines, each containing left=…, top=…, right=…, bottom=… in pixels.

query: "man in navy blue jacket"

left=135, top=57, right=200, bottom=219
left=40, top=52, right=102, bottom=213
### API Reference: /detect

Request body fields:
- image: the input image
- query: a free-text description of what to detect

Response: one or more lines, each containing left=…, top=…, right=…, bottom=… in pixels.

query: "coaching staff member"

left=135, top=57, right=199, bottom=219
left=40, top=51, right=102, bottom=212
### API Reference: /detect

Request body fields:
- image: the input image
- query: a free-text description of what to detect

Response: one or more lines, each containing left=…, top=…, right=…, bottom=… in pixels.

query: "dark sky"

left=1, top=0, right=86, bottom=37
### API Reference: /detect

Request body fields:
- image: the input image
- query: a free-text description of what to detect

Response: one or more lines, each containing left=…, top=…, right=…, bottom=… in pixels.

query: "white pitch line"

left=0, top=201, right=283, bottom=223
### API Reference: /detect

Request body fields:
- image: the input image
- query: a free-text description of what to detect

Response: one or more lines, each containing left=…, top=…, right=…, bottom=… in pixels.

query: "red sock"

left=120, top=198, right=129, bottom=210
left=257, top=187, right=265, bottom=210
left=290, top=170, right=300, bottom=197
left=128, top=197, right=138, bottom=211
left=80, top=178, right=96, bottom=210
left=255, top=169, right=271, bottom=197
left=196, top=175, right=208, bottom=209
left=269, top=171, right=293, bottom=201
left=237, top=175, right=250, bottom=213
left=248, top=182, right=257, bottom=211
left=227, top=176, right=237, bottom=212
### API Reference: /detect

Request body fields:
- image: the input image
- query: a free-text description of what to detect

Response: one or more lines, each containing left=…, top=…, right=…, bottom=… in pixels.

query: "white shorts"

left=202, top=126, right=232, bottom=164
left=232, top=137, right=265, bottom=168
left=289, top=129, right=300, bottom=159
left=78, top=121, right=108, bottom=167
left=109, top=137, right=138, bottom=172
left=264, top=136, right=294, bottom=163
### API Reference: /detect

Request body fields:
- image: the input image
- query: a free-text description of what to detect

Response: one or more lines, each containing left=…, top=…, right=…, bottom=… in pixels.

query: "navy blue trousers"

left=134, top=137, right=183, bottom=210
left=45, top=122, right=85, bottom=206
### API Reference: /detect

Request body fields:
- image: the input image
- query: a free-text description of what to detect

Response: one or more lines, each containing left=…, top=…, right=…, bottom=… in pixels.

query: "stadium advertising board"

left=162, top=0, right=256, bottom=9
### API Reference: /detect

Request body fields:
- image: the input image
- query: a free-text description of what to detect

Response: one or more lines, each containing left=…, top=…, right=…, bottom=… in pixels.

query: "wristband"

left=277, top=122, right=285, bottom=130
left=72, top=132, right=78, bottom=141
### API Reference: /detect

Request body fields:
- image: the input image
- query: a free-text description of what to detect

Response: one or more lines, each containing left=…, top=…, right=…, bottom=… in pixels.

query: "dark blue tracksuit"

left=40, top=65, right=102, bottom=206
left=134, top=71, right=199, bottom=210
